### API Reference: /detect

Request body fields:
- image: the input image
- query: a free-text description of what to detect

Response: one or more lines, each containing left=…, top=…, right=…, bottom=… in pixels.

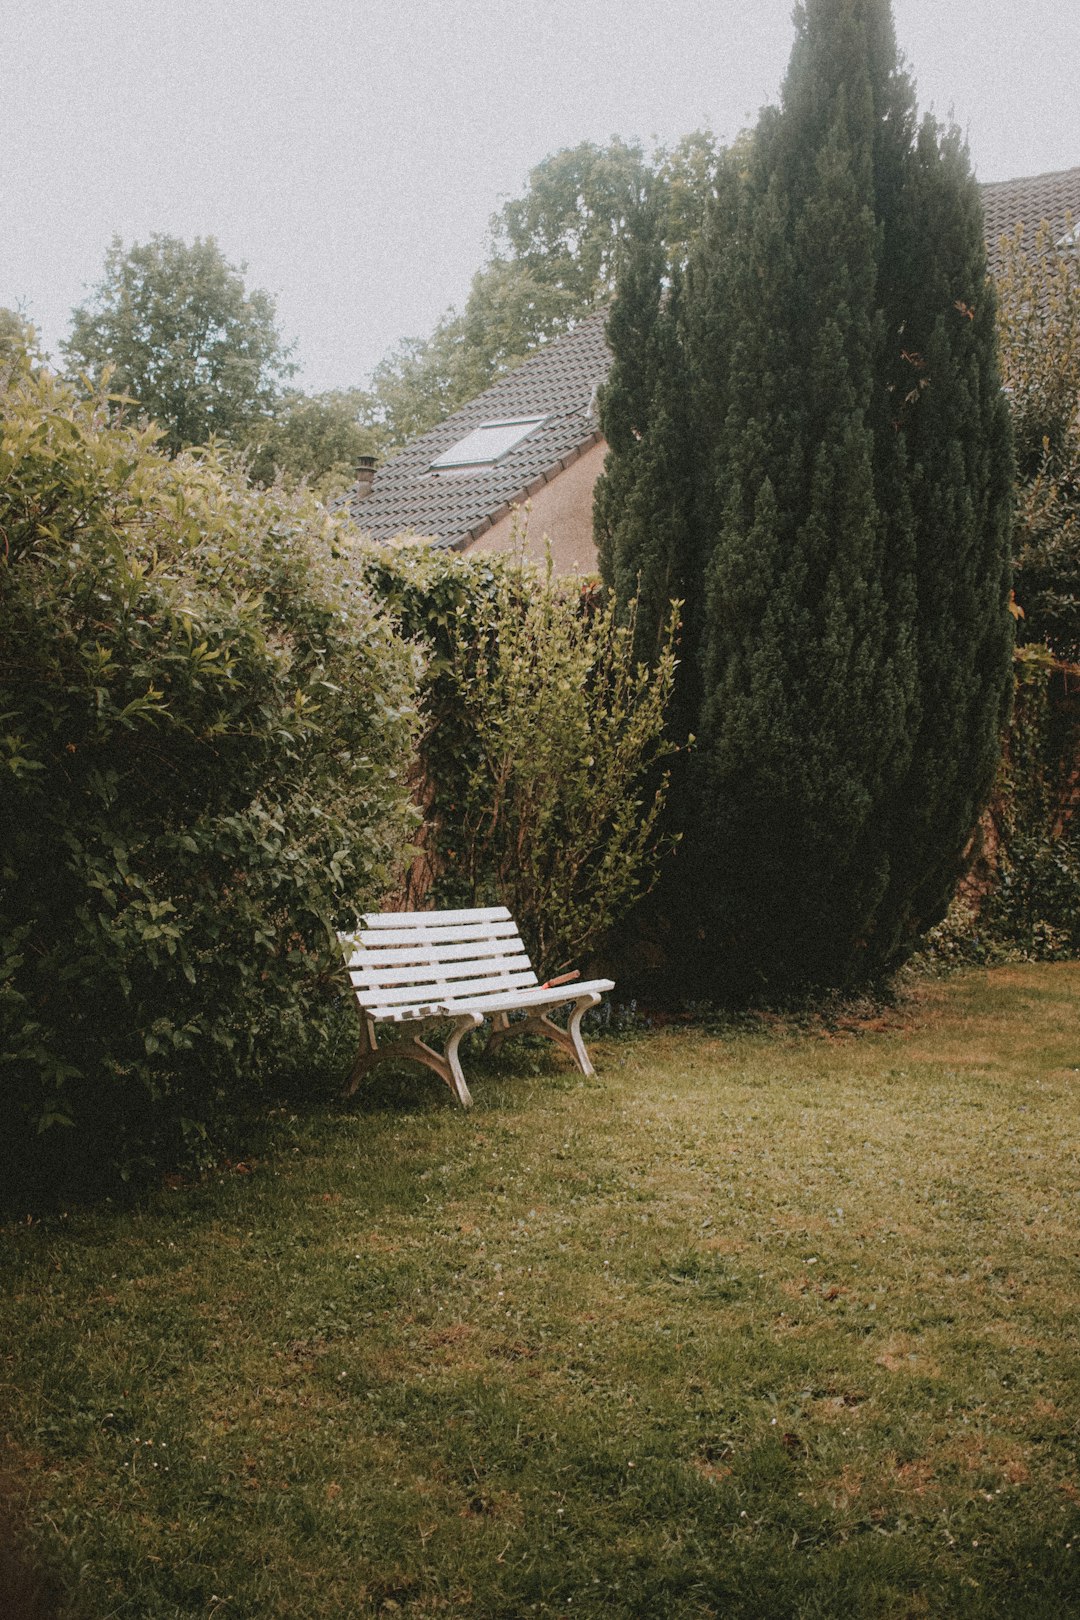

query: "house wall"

left=464, top=438, right=608, bottom=576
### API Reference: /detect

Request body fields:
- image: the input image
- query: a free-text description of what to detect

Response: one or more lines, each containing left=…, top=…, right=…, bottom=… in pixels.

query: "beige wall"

left=464, top=438, right=608, bottom=576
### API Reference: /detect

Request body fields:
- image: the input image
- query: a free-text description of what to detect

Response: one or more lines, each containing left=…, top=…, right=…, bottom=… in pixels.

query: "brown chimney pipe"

left=354, top=454, right=377, bottom=498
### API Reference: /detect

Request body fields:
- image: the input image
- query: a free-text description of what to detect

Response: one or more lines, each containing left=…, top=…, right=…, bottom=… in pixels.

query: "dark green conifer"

left=594, top=208, right=698, bottom=694
left=871, top=121, right=1014, bottom=956
left=599, top=0, right=1013, bottom=996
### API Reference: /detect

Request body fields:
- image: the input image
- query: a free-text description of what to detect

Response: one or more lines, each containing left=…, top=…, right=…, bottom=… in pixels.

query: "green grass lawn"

left=2, top=963, right=1079, bottom=1618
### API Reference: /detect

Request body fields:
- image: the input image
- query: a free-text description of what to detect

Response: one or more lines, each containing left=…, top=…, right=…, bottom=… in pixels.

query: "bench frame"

left=339, top=907, right=614, bottom=1108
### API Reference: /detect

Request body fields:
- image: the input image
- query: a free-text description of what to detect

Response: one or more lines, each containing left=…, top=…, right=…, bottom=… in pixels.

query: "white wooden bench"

left=338, top=906, right=614, bottom=1108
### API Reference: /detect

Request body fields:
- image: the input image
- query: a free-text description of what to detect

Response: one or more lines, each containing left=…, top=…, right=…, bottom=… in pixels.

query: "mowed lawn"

left=2, top=964, right=1079, bottom=1619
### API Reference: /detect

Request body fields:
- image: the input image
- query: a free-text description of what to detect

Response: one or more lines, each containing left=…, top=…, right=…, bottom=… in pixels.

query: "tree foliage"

left=371, top=135, right=723, bottom=446
left=922, top=647, right=1080, bottom=966
left=995, top=222, right=1080, bottom=661
left=491, top=136, right=655, bottom=313
left=598, top=0, right=1014, bottom=998
left=369, top=317, right=481, bottom=449
left=0, top=366, right=417, bottom=1203
left=63, top=234, right=296, bottom=456
left=357, top=545, right=678, bottom=978
left=445, top=564, right=679, bottom=977
left=243, top=386, right=382, bottom=499
left=0, top=307, right=40, bottom=371
left=594, top=199, right=712, bottom=735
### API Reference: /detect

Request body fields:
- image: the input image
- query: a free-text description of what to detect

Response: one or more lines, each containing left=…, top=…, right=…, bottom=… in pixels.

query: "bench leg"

left=485, top=993, right=601, bottom=1077
left=344, top=1014, right=380, bottom=1096
left=345, top=1013, right=481, bottom=1108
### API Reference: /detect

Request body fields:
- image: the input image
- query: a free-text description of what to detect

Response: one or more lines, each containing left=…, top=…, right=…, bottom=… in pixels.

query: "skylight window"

left=430, top=416, right=544, bottom=473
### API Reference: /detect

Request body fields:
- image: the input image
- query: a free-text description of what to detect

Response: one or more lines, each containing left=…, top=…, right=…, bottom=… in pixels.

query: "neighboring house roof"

left=342, top=309, right=610, bottom=549
left=981, top=164, right=1080, bottom=271
left=345, top=166, right=1080, bottom=551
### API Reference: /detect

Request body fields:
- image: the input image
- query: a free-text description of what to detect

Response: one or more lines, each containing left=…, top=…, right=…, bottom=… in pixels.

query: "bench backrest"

left=340, top=906, right=539, bottom=1022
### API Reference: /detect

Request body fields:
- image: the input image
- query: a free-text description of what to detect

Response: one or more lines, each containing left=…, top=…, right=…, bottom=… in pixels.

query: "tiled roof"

left=344, top=167, right=1079, bottom=550
left=342, top=310, right=611, bottom=549
left=981, top=165, right=1080, bottom=272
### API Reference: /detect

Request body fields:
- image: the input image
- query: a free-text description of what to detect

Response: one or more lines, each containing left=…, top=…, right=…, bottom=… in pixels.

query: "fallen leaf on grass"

left=428, top=1322, right=474, bottom=1346
left=692, top=1457, right=733, bottom=1484
left=895, top=1459, right=935, bottom=1495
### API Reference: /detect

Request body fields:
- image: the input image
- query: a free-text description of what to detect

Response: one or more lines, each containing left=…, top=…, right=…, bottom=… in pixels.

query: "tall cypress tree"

left=594, top=207, right=699, bottom=696
left=599, top=0, right=1013, bottom=997
left=871, top=120, right=1014, bottom=956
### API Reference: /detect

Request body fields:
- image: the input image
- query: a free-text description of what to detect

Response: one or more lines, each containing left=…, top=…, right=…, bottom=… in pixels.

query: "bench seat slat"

left=360, top=905, right=511, bottom=929
left=354, top=963, right=538, bottom=996
left=443, top=979, right=615, bottom=1015
left=364, top=983, right=613, bottom=1024
left=343, top=938, right=531, bottom=971
left=367, top=1002, right=451, bottom=1023
left=348, top=952, right=533, bottom=990
left=351, top=920, right=521, bottom=950
left=357, top=968, right=539, bottom=1009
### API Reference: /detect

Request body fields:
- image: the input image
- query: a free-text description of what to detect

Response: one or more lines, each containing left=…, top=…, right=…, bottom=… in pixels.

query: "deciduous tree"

left=0, top=309, right=45, bottom=378
left=63, top=234, right=296, bottom=455
left=371, top=136, right=722, bottom=445
left=243, top=386, right=383, bottom=499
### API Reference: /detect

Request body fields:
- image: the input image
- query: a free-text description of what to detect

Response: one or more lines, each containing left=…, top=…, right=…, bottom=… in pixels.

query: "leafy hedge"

left=977, top=649, right=1080, bottom=958
left=0, top=363, right=418, bottom=1202
left=996, top=222, right=1080, bottom=663
left=920, top=646, right=1080, bottom=965
left=358, top=545, right=678, bottom=977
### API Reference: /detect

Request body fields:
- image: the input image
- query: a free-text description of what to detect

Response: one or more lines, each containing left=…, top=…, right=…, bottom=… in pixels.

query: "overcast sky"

left=3, top=0, right=1078, bottom=393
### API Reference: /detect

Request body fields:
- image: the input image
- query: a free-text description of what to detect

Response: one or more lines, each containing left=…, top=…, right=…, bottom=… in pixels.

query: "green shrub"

left=445, top=560, right=679, bottom=976
left=980, top=835, right=1080, bottom=959
left=917, top=646, right=1080, bottom=968
left=996, top=222, right=1080, bottom=663
left=982, top=646, right=1080, bottom=959
left=358, top=544, right=678, bottom=977
left=0, top=366, right=418, bottom=1202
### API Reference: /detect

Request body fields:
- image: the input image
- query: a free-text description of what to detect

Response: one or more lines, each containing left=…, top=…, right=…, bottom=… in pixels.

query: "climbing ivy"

left=922, top=648, right=1080, bottom=964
